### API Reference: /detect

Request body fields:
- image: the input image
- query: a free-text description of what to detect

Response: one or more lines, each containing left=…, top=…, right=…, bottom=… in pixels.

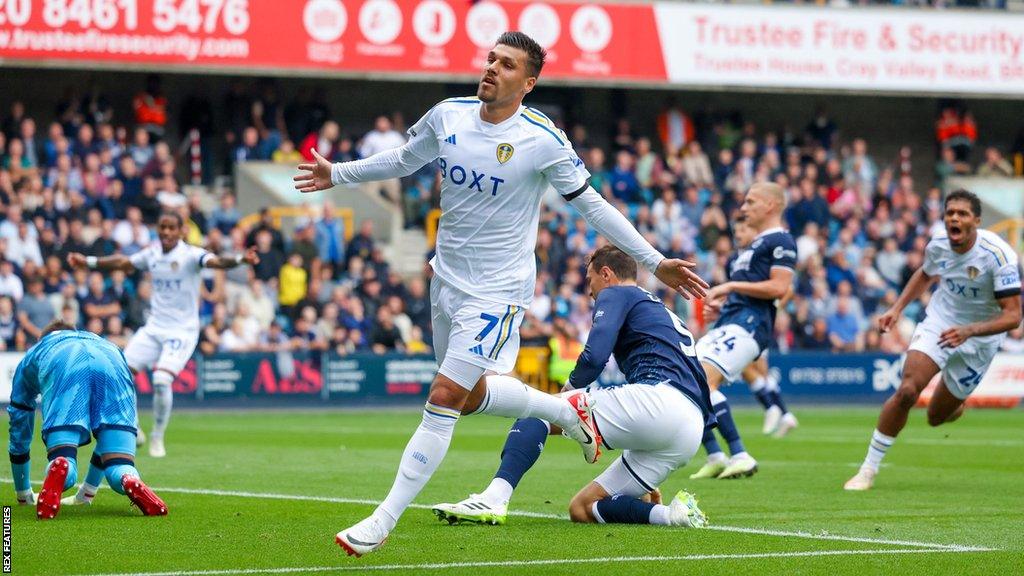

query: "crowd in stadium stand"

left=1, top=77, right=1022, bottom=362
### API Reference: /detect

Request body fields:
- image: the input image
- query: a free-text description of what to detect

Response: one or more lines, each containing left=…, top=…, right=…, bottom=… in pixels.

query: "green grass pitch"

left=6, top=407, right=1023, bottom=575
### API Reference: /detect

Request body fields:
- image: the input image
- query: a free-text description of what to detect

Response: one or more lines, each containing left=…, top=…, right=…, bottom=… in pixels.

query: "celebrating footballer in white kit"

left=67, top=212, right=258, bottom=458
left=845, top=190, right=1021, bottom=491
left=294, top=31, right=708, bottom=558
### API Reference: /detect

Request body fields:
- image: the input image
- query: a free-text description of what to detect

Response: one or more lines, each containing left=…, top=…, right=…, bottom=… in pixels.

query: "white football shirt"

left=407, top=97, right=591, bottom=305
left=129, top=240, right=211, bottom=331
left=922, top=229, right=1021, bottom=341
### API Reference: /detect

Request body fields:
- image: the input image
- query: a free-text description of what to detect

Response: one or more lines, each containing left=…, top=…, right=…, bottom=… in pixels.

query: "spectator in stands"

left=827, top=295, right=863, bottom=352
left=300, top=120, right=339, bottom=162
left=345, top=219, right=376, bottom=268
left=0, top=260, right=24, bottom=302
left=82, top=271, right=120, bottom=322
left=252, top=229, right=285, bottom=283
left=976, top=147, right=1013, bottom=178
left=16, top=278, right=54, bottom=346
left=126, top=279, right=151, bottom=330
left=935, top=104, right=976, bottom=161
left=104, top=316, right=131, bottom=348
left=633, top=137, right=662, bottom=193
left=370, top=306, right=404, bottom=354
left=272, top=139, right=303, bottom=164
left=133, top=74, right=168, bottom=140
left=219, top=317, right=251, bottom=352
left=0, top=296, right=21, bottom=350
left=234, top=127, right=264, bottom=164
left=278, top=253, right=307, bottom=317
left=209, top=192, right=242, bottom=235
left=315, top=201, right=345, bottom=274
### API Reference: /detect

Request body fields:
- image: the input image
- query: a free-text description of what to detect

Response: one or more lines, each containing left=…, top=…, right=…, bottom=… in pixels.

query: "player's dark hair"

left=496, top=31, right=546, bottom=77
left=588, top=245, right=637, bottom=281
left=158, top=211, right=184, bottom=227
left=41, top=319, right=75, bottom=336
left=945, top=189, right=981, bottom=217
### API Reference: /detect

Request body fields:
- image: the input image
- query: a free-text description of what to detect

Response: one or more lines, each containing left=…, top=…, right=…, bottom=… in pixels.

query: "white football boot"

left=844, top=467, right=877, bottom=491
left=560, top=391, right=602, bottom=464
left=717, top=453, right=759, bottom=479
left=668, top=490, right=708, bottom=528
left=762, top=405, right=783, bottom=435
left=432, top=495, right=508, bottom=525
left=336, top=515, right=390, bottom=557
left=149, top=436, right=166, bottom=458
left=773, top=413, right=799, bottom=438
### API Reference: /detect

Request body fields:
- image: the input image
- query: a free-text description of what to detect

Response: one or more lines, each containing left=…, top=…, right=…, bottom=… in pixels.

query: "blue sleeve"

left=770, top=236, right=798, bottom=271
left=567, top=290, right=631, bottom=389
left=8, top=359, right=37, bottom=492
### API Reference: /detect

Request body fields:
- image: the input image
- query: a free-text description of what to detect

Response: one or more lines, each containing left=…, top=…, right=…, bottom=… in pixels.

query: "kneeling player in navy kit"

left=433, top=245, right=714, bottom=527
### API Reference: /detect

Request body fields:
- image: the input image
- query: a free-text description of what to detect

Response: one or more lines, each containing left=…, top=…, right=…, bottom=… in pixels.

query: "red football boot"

left=37, top=456, right=70, bottom=520
left=122, top=476, right=168, bottom=516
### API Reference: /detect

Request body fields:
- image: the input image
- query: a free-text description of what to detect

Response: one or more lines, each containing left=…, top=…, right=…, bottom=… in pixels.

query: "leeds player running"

left=294, top=32, right=708, bottom=556
left=690, top=183, right=797, bottom=480
left=433, top=246, right=713, bottom=528
left=845, top=190, right=1021, bottom=490
left=67, top=213, right=258, bottom=458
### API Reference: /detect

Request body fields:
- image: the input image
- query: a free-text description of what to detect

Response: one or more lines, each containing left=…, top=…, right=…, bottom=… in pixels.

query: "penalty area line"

left=77, top=548, right=996, bottom=576
left=0, top=478, right=995, bottom=552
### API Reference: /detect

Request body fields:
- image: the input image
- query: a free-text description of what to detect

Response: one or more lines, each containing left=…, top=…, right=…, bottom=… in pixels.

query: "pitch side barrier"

left=0, top=351, right=1021, bottom=407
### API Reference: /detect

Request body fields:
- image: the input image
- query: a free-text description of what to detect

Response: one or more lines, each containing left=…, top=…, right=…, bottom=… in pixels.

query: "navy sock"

left=753, top=389, right=773, bottom=410
left=495, top=418, right=548, bottom=489
left=594, top=495, right=655, bottom=524
left=701, top=427, right=723, bottom=456
left=768, top=390, right=790, bottom=414
left=714, top=400, right=746, bottom=455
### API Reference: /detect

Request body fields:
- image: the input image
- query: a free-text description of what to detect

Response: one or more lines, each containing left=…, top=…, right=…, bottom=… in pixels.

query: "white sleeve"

left=568, top=188, right=664, bottom=273
left=921, top=241, right=943, bottom=277
left=128, top=247, right=152, bottom=271
left=994, top=261, right=1022, bottom=297
left=537, top=132, right=591, bottom=196
left=194, top=246, right=213, bottom=271
left=331, top=108, right=440, bottom=185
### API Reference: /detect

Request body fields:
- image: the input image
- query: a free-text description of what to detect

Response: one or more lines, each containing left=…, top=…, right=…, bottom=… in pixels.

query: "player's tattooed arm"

left=878, top=268, right=936, bottom=333
left=66, top=253, right=136, bottom=272
left=204, top=247, right=260, bottom=269
left=938, top=294, right=1023, bottom=348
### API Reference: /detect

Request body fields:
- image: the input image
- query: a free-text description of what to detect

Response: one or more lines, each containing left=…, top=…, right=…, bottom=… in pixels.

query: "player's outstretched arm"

left=565, top=291, right=629, bottom=390
left=938, top=294, right=1022, bottom=348
left=67, top=253, right=135, bottom=273
left=565, top=187, right=708, bottom=299
left=294, top=140, right=435, bottom=194
left=878, top=268, right=935, bottom=333
left=204, top=247, right=260, bottom=269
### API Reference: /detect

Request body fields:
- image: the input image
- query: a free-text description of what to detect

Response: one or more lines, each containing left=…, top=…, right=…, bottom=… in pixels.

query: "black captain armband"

left=9, top=401, right=33, bottom=412
left=561, top=184, right=588, bottom=202
left=994, top=287, right=1022, bottom=299
left=9, top=452, right=30, bottom=464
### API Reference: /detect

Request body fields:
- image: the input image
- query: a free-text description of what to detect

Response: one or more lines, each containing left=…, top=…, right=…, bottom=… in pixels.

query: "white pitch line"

left=76, top=548, right=995, bottom=576
left=1, top=477, right=990, bottom=553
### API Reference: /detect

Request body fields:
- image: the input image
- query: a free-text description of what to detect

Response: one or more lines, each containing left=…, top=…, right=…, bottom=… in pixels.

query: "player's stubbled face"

left=478, top=44, right=531, bottom=105
left=944, top=199, right=978, bottom=248
left=158, top=217, right=181, bottom=252
left=586, top=264, right=606, bottom=301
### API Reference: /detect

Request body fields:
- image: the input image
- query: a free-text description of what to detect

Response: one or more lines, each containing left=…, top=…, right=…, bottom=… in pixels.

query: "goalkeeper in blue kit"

left=7, top=320, right=167, bottom=519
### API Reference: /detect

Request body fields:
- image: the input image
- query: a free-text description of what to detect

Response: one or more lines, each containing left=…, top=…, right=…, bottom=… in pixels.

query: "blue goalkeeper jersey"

left=8, top=330, right=136, bottom=458
left=567, top=285, right=714, bottom=426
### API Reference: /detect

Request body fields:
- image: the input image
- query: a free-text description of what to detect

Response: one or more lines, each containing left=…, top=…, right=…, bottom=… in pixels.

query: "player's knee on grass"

left=568, top=495, right=596, bottom=523
left=48, top=445, right=79, bottom=491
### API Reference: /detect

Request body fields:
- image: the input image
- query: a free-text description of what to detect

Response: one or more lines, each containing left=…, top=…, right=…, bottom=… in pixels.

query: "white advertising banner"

left=655, top=4, right=1024, bottom=96
left=0, top=352, right=25, bottom=404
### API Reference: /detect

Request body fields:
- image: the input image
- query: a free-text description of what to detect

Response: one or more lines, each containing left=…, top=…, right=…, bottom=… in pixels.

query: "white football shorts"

left=123, top=324, right=200, bottom=376
left=430, top=276, right=525, bottom=390
left=908, top=316, right=1002, bottom=400
left=695, top=324, right=761, bottom=383
left=590, top=383, right=705, bottom=498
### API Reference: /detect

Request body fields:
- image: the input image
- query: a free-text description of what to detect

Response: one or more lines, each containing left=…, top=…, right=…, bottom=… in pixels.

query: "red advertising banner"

left=0, top=0, right=667, bottom=81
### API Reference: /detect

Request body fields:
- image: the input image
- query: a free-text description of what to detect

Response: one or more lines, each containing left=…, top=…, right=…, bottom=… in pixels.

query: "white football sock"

left=475, top=375, right=574, bottom=428
left=151, top=371, right=174, bottom=439
left=707, top=451, right=727, bottom=464
left=375, top=403, right=460, bottom=531
left=648, top=504, right=672, bottom=526
left=862, top=429, right=895, bottom=472
left=749, top=376, right=767, bottom=393
left=480, top=478, right=514, bottom=506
